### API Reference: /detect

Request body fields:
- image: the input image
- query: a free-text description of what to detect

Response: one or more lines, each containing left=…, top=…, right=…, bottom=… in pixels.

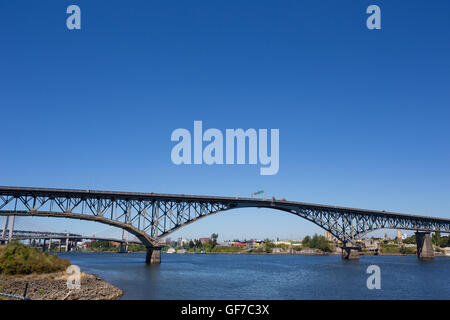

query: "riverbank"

left=78, top=248, right=449, bottom=258
left=183, top=250, right=335, bottom=256
left=0, top=271, right=123, bottom=300
left=167, top=250, right=449, bottom=257
left=0, top=243, right=123, bottom=300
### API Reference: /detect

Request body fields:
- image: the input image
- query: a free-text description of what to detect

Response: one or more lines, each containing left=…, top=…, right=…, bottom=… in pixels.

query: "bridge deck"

left=0, top=186, right=448, bottom=223
left=0, top=229, right=140, bottom=244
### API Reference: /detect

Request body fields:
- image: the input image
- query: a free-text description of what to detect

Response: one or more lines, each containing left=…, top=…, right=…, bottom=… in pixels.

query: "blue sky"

left=0, top=1, right=449, bottom=241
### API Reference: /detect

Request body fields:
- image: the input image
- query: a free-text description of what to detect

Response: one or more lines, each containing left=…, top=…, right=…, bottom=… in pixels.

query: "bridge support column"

left=341, top=246, right=359, bottom=260
left=2, top=216, right=9, bottom=239
left=119, top=242, right=128, bottom=253
left=415, top=232, right=434, bottom=260
left=145, top=247, right=161, bottom=264
left=8, top=216, right=15, bottom=241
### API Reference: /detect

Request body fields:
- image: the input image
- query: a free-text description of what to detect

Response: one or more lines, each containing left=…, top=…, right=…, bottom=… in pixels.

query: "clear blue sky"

left=1, top=1, right=449, bottom=241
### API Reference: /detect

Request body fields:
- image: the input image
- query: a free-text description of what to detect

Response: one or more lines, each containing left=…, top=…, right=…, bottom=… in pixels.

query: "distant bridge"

left=0, top=229, right=140, bottom=244
left=1, top=229, right=81, bottom=239
left=0, top=186, right=449, bottom=263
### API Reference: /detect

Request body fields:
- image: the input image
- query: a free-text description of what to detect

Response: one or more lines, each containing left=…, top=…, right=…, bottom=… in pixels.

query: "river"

left=58, top=252, right=450, bottom=300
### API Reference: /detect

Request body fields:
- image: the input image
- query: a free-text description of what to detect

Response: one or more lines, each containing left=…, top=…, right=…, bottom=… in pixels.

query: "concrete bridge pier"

left=2, top=216, right=9, bottom=239
left=341, top=246, right=359, bottom=260
left=119, top=242, right=128, bottom=253
left=415, top=231, right=434, bottom=260
left=8, top=216, right=14, bottom=241
left=65, top=234, right=69, bottom=252
left=145, top=247, right=161, bottom=264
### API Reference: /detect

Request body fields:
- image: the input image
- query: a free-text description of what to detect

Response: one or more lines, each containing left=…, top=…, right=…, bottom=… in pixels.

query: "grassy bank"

left=379, top=243, right=416, bottom=255
left=0, top=242, right=70, bottom=275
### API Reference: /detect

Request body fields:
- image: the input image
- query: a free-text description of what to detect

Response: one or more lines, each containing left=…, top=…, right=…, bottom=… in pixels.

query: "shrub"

left=0, top=242, right=70, bottom=275
left=399, top=246, right=415, bottom=255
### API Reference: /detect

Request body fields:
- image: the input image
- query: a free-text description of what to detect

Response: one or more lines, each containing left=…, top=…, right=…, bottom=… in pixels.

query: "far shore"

left=89, top=249, right=447, bottom=257
left=170, top=251, right=420, bottom=257
left=65, top=248, right=450, bottom=258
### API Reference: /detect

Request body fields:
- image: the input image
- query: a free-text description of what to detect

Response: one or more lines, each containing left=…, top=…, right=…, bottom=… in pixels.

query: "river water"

left=58, top=252, right=450, bottom=300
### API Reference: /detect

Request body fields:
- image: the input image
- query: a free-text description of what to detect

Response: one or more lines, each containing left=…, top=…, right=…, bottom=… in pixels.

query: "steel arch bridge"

left=0, top=186, right=449, bottom=262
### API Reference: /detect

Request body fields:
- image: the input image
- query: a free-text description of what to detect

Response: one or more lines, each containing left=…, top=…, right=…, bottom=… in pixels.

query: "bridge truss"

left=0, top=229, right=80, bottom=239
left=0, top=187, right=449, bottom=248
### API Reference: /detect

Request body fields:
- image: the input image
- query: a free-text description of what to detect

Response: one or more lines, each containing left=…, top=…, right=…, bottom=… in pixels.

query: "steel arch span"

left=1, top=186, right=449, bottom=249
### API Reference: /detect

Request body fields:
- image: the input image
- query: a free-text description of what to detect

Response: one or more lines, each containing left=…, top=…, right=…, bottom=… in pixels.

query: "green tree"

left=302, top=234, right=331, bottom=252
left=194, top=239, right=202, bottom=248
left=403, top=234, right=416, bottom=245
left=90, top=240, right=115, bottom=251
left=263, top=239, right=274, bottom=253
left=432, top=233, right=450, bottom=248
left=210, top=233, right=219, bottom=248
left=302, top=236, right=311, bottom=247
left=432, top=232, right=441, bottom=246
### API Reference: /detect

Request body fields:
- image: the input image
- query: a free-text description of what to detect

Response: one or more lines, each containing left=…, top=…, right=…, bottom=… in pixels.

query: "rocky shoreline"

left=0, top=271, right=123, bottom=300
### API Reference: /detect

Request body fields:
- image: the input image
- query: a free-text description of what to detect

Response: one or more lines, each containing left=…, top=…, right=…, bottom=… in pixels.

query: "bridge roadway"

left=0, top=186, right=449, bottom=263
left=0, top=229, right=140, bottom=252
left=0, top=229, right=140, bottom=244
